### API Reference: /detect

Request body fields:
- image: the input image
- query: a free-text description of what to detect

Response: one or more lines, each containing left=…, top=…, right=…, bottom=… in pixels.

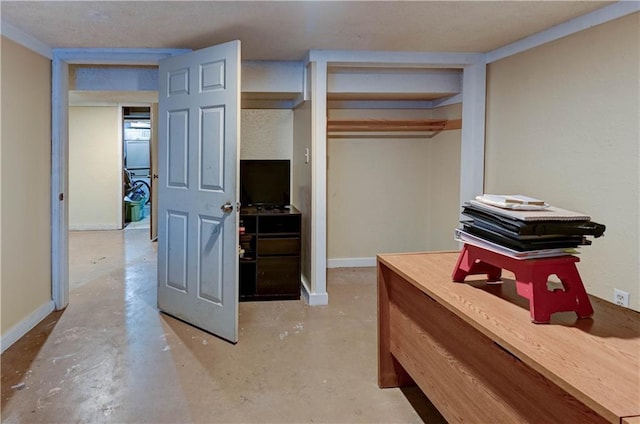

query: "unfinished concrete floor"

left=1, top=228, right=444, bottom=423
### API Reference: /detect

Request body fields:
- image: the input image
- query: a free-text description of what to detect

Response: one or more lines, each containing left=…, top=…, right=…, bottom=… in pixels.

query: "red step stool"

left=452, top=244, right=594, bottom=323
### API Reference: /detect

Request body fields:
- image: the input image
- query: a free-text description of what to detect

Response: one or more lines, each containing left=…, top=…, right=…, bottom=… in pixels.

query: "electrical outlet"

left=613, top=289, right=629, bottom=307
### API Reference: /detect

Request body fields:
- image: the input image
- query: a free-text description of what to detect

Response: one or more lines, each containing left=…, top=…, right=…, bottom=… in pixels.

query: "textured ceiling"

left=1, top=1, right=613, bottom=60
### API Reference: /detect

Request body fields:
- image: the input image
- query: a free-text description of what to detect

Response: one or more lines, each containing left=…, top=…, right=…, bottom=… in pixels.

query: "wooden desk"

left=378, top=252, right=640, bottom=424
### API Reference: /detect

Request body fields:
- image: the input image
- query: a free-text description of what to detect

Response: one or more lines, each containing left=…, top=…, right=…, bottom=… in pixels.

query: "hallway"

left=1, top=229, right=442, bottom=423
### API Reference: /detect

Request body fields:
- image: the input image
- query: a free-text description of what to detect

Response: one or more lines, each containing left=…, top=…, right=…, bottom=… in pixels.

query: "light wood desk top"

left=378, top=251, right=640, bottom=423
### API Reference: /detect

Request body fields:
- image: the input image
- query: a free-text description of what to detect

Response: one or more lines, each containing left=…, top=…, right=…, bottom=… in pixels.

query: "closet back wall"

left=327, top=137, right=430, bottom=265
left=428, top=103, right=462, bottom=250
left=327, top=108, right=462, bottom=267
left=327, top=107, right=462, bottom=266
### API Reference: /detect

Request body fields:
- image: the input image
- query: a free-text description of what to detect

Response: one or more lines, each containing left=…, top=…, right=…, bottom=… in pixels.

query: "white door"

left=157, top=41, right=241, bottom=343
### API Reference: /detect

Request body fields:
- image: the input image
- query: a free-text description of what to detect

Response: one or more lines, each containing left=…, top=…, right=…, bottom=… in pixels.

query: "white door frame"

left=51, top=48, right=188, bottom=309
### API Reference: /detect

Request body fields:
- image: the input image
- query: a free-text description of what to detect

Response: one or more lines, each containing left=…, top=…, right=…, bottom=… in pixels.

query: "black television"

left=240, top=159, right=291, bottom=208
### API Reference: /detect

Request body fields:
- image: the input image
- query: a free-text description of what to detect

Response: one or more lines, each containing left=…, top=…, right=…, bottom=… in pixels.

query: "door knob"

left=220, top=202, right=233, bottom=213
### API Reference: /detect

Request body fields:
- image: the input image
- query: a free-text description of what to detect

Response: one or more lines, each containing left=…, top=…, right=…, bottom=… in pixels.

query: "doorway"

left=67, top=99, right=157, bottom=293
left=53, top=50, right=178, bottom=309
left=122, top=106, right=152, bottom=233
left=66, top=100, right=157, bottom=234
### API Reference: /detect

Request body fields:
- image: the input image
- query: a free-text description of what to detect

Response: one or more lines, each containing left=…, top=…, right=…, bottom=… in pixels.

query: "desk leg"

left=378, top=263, right=413, bottom=388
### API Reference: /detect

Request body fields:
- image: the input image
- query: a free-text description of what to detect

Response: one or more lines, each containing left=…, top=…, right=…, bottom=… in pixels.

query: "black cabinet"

left=239, top=206, right=301, bottom=301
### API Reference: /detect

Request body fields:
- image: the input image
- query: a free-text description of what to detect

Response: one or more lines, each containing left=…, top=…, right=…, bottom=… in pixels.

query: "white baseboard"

left=69, top=224, right=121, bottom=231
left=327, top=257, right=376, bottom=268
left=1, top=300, right=55, bottom=353
left=300, top=275, right=329, bottom=306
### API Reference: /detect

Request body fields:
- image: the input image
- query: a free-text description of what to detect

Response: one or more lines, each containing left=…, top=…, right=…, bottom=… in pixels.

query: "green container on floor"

left=125, top=199, right=145, bottom=222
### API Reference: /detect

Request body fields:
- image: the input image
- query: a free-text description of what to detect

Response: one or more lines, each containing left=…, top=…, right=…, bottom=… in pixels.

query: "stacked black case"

left=461, top=202, right=605, bottom=252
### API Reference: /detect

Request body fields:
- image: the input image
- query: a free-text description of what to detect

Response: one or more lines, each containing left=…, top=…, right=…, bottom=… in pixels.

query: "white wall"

left=485, top=13, right=640, bottom=310
left=292, top=102, right=313, bottom=285
left=240, top=109, right=293, bottom=160
left=1, top=37, right=52, bottom=341
left=68, top=106, right=122, bottom=230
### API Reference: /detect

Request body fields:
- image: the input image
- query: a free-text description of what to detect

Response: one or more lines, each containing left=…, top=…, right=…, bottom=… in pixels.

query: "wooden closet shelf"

left=327, top=118, right=462, bottom=133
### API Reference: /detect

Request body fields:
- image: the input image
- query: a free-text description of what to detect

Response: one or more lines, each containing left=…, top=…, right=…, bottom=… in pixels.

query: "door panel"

left=200, top=107, right=225, bottom=191
left=198, top=215, right=224, bottom=304
left=167, top=110, right=189, bottom=187
left=166, top=211, right=188, bottom=292
left=157, top=41, right=240, bottom=343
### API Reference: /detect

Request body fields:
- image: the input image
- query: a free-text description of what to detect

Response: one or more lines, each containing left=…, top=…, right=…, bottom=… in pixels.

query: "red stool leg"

left=452, top=244, right=502, bottom=283
left=508, top=261, right=551, bottom=323
left=452, top=244, right=472, bottom=282
left=514, top=260, right=594, bottom=323
left=547, top=262, right=594, bottom=319
left=527, top=268, right=555, bottom=324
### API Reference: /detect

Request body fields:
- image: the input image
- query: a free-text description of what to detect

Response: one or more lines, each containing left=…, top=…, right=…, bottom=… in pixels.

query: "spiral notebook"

left=475, top=194, right=549, bottom=210
left=468, top=200, right=590, bottom=222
